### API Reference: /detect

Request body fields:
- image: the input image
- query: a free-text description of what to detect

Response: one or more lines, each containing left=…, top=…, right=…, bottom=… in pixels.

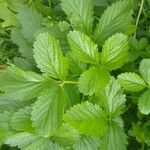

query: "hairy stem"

left=134, top=0, right=145, bottom=38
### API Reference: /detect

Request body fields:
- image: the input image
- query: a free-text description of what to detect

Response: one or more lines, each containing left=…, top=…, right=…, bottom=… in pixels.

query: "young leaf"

left=18, top=5, right=43, bottom=43
left=68, top=30, right=99, bottom=65
left=98, top=78, right=126, bottom=117
left=139, top=59, right=150, bottom=85
left=33, top=32, right=68, bottom=80
left=0, top=65, right=52, bottom=101
left=99, top=122, right=127, bottom=150
left=78, top=67, right=110, bottom=96
left=101, top=33, right=128, bottom=70
left=118, top=72, right=147, bottom=92
left=31, top=85, right=66, bottom=137
left=61, top=0, right=94, bottom=34
left=10, top=106, right=33, bottom=132
left=73, top=136, right=100, bottom=150
left=63, top=101, right=108, bottom=137
left=138, top=90, right=150, bottom=115
left=94, top=0, right=132, bottom=45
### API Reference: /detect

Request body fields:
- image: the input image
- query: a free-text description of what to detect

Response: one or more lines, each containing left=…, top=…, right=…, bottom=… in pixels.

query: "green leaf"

left=139, top=59, right=150, bottom=85
left=93, top=0, right=108, bottom=6
left=132, top=122, right=150, bottom=146
left=0, top=2, right=17, bottom=27
left=0, top=129, right=7, bottom=147
left=64, top=84, right=80, bottom=109
left=138, top=90, right=150, bottom=115
left=31, top=85, right=66, bottom=137
left=94, top=0, right=133, bottom=45
left=118, top=72, right=147, bottom=92
left=33, top=32, right=68, bottom=80
left=18, top=5, right=43, bottom=43
left=97, top=78, right=126, bottom=117
left=10, top=106, right=33, bottom=132
left=0, top=65, right=52, bottom=101
left=11, top=28, right=34, bottom=65
left=0, top=111, right=11, bottom=131
left=127, top=37, right=140, bottom=62
left=61, top=0, right=94, bottom=34
left=24, top=138, right=63, bottom=150
left=46, top=24, right=69, bottom=52
left=5, top=132, right=63, bottom=150
left=58, top=21, right=70, bottom=32
left=5, top=132, right=38, bottom=149
left=67, top=51, right=86, bottom=75
left=68, top=30, right=99, bottom=65
left=73, top=136, right=100, bottom=150
left=52, top=123, right=80, bottom=147
left=0, top=94, right=32, bottom=113
left=63, top=101, right=108, bottom=137
left=101, top=33, right=129, bottom=70
left=78, top=67, right=110, bottom=96
left=133, top=123, right=145, bottom=143
left=99, top=122, right=127, bottom=150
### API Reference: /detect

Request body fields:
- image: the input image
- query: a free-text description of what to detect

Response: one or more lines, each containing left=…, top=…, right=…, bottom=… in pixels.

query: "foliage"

left=0, top=0, right=150, bottom=150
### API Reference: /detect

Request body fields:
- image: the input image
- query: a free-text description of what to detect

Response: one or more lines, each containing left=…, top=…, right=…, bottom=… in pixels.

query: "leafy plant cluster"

left=0, top=0, right=150, bottom=150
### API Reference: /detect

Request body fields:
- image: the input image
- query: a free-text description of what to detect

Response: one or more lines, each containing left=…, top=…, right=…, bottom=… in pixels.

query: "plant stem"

left=63, top=81, right=78, bottom=84
left=59, top=80, right=78, bottom=86
left=141, top=141, right=145, bottom=150
left=48, top=0, right=52, bottom=8
left=134, top=0, right=145, bottom=38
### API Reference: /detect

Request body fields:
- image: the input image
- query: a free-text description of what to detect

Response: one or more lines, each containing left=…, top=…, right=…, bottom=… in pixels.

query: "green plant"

left=118, top=59, right=150, bottom=115
left=0, top=0, right=150, bottom=150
